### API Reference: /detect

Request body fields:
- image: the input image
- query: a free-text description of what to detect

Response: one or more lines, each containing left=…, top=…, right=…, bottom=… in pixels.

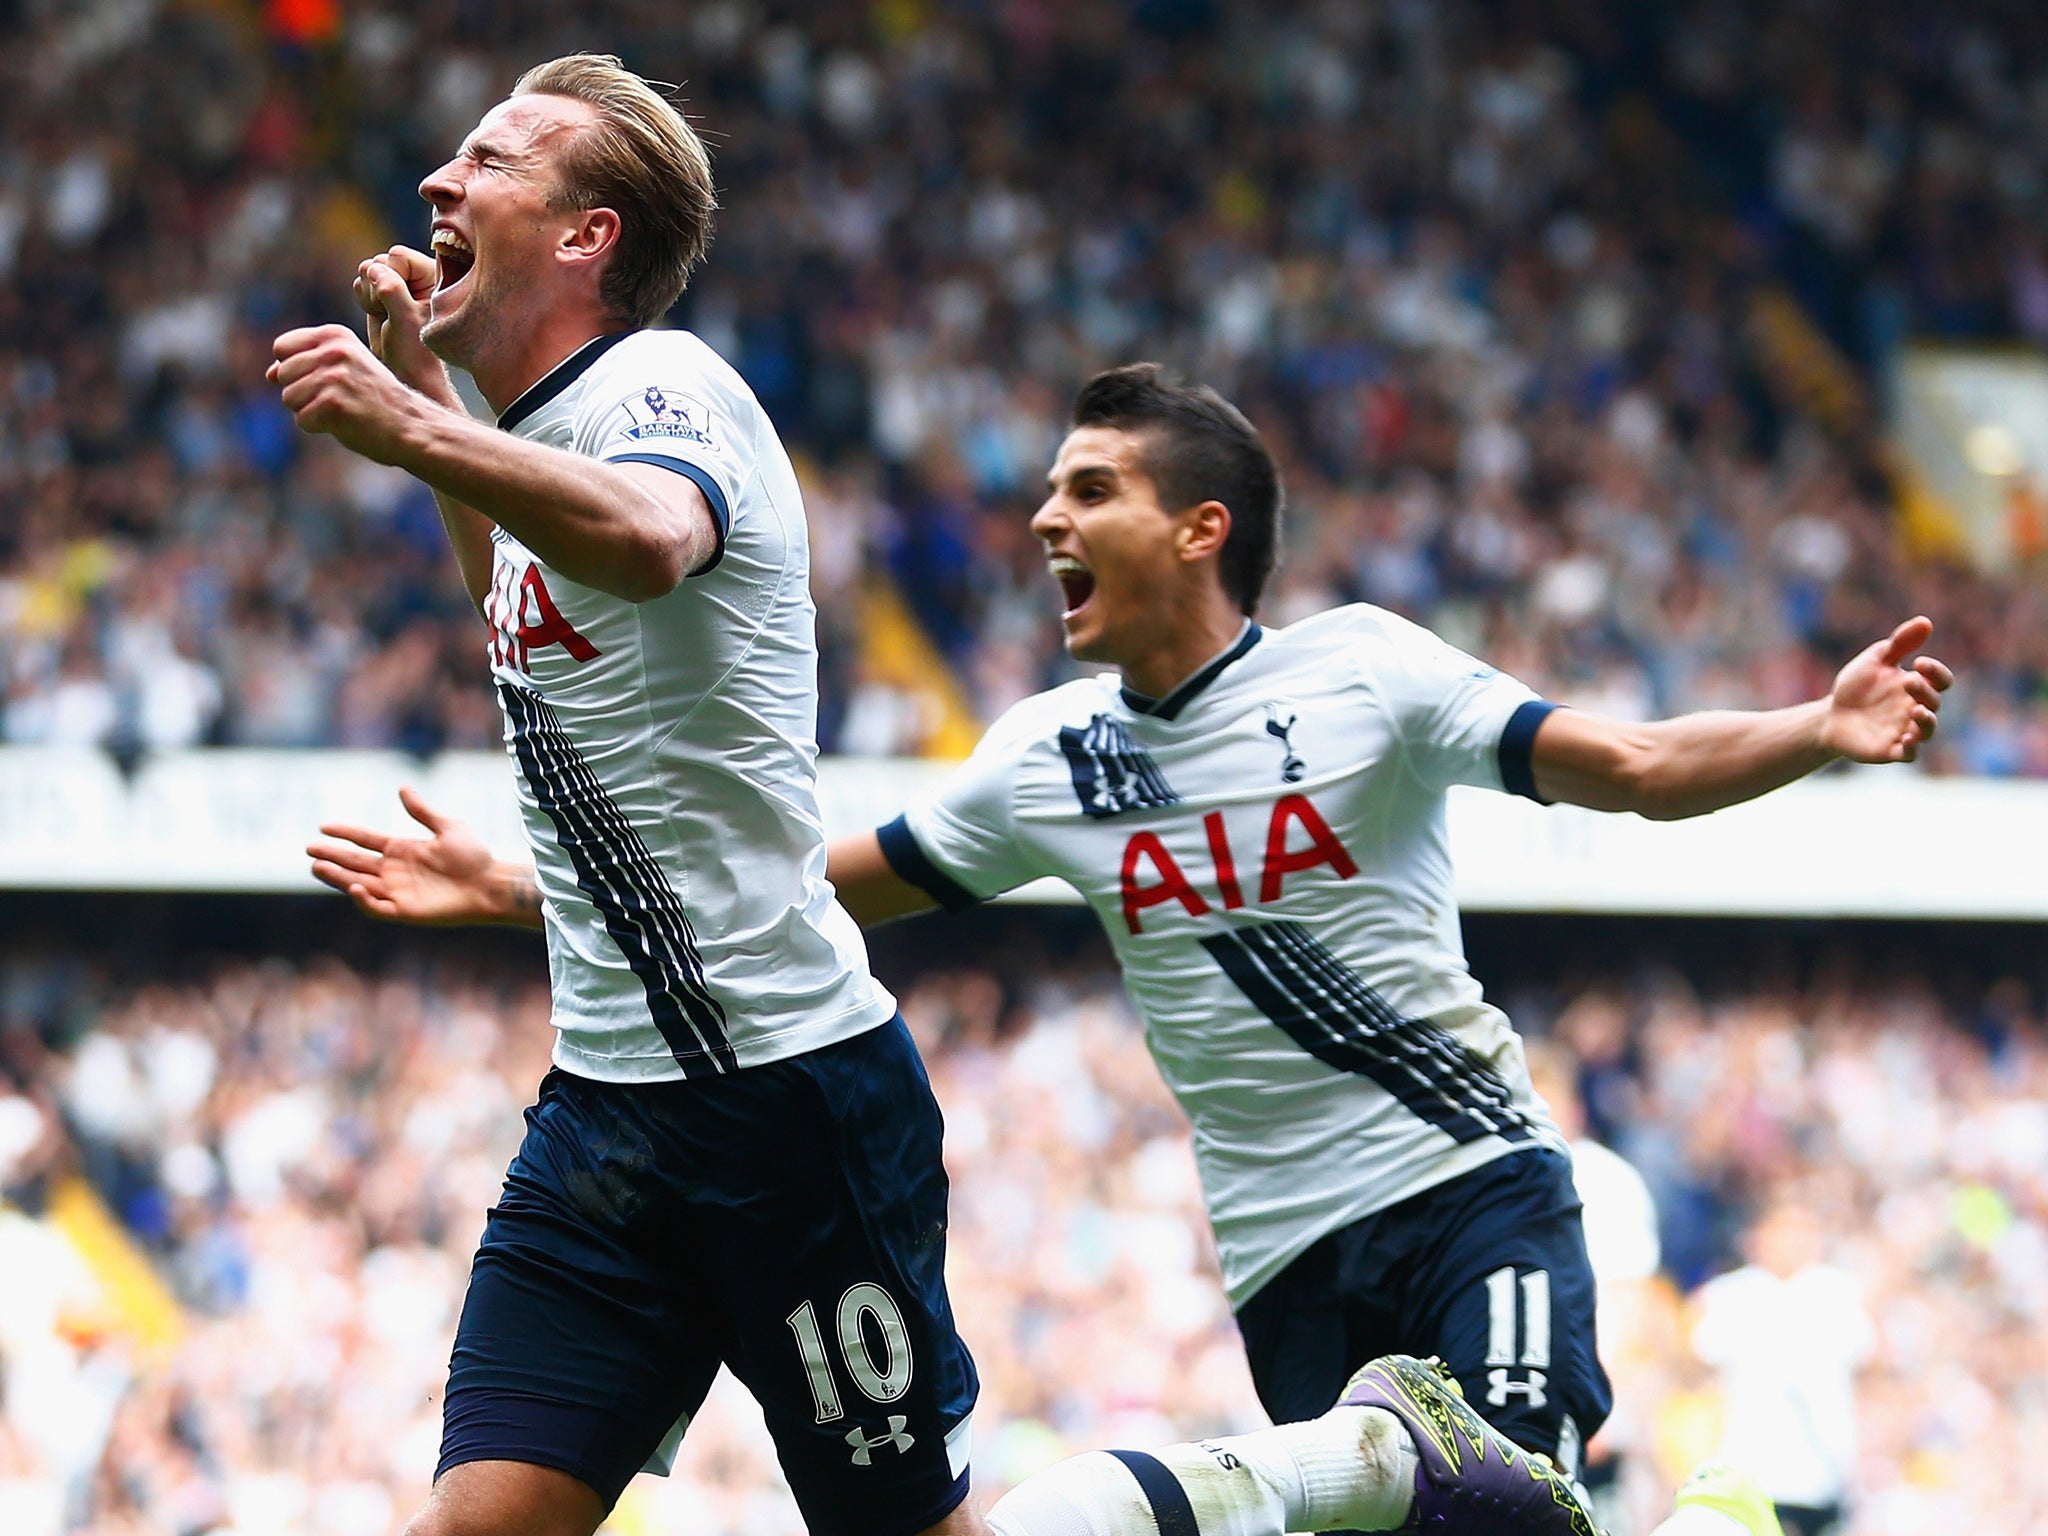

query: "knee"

left=400, top=1462, right=607, bottom=1536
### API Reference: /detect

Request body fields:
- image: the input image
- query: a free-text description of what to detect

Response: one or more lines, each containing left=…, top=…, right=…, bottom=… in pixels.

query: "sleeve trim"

left=605, top=452, right=731, bottom=575
left=876, top=815, right=983, bottom=914
left=1498, top=699, right=1561, bottom=803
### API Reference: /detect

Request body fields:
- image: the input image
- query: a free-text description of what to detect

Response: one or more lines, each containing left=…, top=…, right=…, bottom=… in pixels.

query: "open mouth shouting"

left=1049, top=554, right=1096, bottom=619
left=430, top=225, right=477, bottom=297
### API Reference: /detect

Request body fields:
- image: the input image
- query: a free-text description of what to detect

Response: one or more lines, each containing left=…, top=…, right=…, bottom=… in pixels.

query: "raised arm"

left=269, top=321, right=718, bottom=601
left=828, top=830, right=941, bottom=927
left=1530, top=617, right=1952, bottom=819
left=308, top=788, right=544, bottom=928
left=355, top=246, right=495, bottom=611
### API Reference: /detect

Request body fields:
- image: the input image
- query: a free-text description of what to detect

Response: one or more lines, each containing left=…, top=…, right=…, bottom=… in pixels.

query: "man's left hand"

left=268, top=324, right=424, bottom=465
left=1820, top=616, right=1954, bottom=764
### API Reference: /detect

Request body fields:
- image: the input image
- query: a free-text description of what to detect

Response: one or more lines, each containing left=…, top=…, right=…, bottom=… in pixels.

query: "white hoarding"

left=0, top=749, right=2038, bottom=919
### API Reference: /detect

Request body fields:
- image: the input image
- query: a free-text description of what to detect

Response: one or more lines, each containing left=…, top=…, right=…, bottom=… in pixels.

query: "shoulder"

left=1273, top=601, right=1476, bottom=662
left=976, top=676, right=1121, bottom=758
left=577, top=331, right=757, bottom=443
left=595, top=328, right=734, bottom=384
left=1255, top=604, right=1416, bottom=701
left=1264, top=602, right=1432, bottom=667
left=1267, top=602, right=1400, bottom=646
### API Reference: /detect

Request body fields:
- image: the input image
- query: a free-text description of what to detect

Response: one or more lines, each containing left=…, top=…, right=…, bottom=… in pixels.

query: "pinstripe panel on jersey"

left=1058, top=713, right=1181, bottom=819
left=500, top=683, right=736, bottom=1075
left=1200, top=920, right=1533, bottom=1145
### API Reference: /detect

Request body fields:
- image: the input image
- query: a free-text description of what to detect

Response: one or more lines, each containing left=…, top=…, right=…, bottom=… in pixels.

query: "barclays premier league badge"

left=618, top=386, right=716, bottom=448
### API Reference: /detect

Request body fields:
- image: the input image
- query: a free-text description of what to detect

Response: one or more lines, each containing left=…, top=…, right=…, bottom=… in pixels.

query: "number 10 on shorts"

left=787, top=1284, right=915, bottom=1423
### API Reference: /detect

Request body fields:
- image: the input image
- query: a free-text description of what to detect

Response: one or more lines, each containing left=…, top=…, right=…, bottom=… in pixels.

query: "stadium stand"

left=0, top=911, right=2044, bottom=1535
left=0, top=2, right=2044, bottom=765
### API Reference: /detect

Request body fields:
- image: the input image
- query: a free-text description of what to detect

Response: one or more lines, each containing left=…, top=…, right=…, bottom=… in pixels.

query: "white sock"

left=1648, top=1511, right=1754, bottom=1536
left=984, top=1408, right=1419, bottom=1536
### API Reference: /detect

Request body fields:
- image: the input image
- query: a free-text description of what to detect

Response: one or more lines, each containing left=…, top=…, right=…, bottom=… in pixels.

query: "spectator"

left=0, top=3, right=2043, bottom=762
left=0, top=929, right=2042, bottom=1534
left=1691, top=1201, right=1876, bottom=1536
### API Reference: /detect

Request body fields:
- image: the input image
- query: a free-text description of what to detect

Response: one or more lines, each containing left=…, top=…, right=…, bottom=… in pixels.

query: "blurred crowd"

left=0, top=929, right=2042, bottom=1535
left=1, top=2, right=2045, bottom=769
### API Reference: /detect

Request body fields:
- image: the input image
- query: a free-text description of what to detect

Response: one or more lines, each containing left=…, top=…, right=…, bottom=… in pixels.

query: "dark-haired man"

left=827, top=361, right=1949, bottom=1474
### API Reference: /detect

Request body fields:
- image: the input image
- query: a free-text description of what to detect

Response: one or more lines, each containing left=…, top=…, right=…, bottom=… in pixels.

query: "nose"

left=1029, top=495, right=1065, bottom=543
left=419, top=157, right=464, bottom=209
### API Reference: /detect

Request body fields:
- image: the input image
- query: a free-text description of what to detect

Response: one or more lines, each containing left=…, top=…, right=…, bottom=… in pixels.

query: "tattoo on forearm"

left=494, top=868, right=543, bottom=921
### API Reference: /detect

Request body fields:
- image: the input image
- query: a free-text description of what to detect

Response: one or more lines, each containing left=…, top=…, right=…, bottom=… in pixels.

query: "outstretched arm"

left=1531, top=617, right=1953, bottom=820
left=828, top=831, right=941, bottom=927
left=308, top=788, right=544, bottom=928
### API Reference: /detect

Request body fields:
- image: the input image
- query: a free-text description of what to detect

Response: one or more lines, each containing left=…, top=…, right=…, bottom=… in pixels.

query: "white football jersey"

left=885, top=606, right=1568, bottom=1303
left=485, top=329, right=894, bottom=1082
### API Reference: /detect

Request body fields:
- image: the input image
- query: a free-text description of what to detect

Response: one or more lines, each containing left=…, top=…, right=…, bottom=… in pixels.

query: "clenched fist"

left=355, top=244, right=461, bottom=408
left=267, top=324, right=424, bottom=464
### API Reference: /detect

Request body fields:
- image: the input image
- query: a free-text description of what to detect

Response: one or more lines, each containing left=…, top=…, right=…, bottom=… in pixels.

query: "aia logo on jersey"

left=487, top=563, right=600, bottom=673
left=616, top=385, right=716, bottom=448
left=1060, top=714, right=1181, bottom=818
left=1120, top=793, right=1358, bottom=933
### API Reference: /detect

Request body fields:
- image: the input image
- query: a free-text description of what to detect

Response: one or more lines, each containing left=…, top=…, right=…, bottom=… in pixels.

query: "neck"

left=1118, top=600, right=1248, bottom=701
left=468, top=305, right=624, bottom=416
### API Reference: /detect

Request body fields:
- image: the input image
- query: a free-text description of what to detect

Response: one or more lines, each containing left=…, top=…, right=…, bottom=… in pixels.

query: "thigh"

left=1403, top=1152, right=1612, bottom=1470
left=683, top=1020, right=979, bottom=1536
left=1235, top=1226, right=1402, bottom=1424
left=439, top=1072, right=723, bottom=1510
left=404, top=1459, right=608, bottom=1536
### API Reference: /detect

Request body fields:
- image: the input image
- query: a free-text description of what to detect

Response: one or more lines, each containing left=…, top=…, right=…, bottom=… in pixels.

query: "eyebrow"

left=1050, top=461, right=1119, bottom=490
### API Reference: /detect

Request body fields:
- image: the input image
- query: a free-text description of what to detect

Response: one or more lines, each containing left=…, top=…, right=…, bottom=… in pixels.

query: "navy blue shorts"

left=439, top=1017, right=978, bottom=1536
left=1234, top=1148, right=1610, bottom=1472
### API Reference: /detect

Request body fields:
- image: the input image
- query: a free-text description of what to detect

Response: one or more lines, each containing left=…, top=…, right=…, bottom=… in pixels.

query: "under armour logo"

left=1486, top=1368, right=1548, bottom=1409
left=1265, top=707, right=1306, bottom=783
left=846, top=1416, right=916, bottom=1466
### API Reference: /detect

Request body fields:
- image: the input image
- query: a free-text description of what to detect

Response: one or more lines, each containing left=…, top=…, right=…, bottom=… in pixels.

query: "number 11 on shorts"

left=1484, top=1265, right=1551, bottom=1368
left=787, top=1283, right=916, bottom=1423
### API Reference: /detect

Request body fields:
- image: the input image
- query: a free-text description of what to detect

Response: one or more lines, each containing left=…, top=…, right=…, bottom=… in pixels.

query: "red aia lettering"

left=1203, top=810, right=1245, bottom=910
left=1121, top=831, right=1211, bottom=935
left=1260, top=793, right=1358, bottom=903
left=514, top=566, right=600, bottom=663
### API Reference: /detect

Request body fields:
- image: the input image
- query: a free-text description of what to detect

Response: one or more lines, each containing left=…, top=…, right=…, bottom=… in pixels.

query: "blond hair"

left=513, top=54, right=717, bottom=328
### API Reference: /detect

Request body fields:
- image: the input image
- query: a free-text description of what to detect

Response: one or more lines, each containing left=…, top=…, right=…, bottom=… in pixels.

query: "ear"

left=1176, top=499, right=1232, bottom=564
left=557, top=206, right=622, bottom=273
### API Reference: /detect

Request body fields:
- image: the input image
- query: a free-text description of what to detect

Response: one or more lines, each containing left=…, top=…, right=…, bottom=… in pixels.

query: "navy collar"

left=496, top=331, right=634, bottom=433
left=1121, top=622, right=1263, bottom=721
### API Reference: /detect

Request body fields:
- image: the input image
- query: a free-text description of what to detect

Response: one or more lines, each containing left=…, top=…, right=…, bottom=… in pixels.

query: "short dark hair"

left=1071, top=363, right=1281, bottom=615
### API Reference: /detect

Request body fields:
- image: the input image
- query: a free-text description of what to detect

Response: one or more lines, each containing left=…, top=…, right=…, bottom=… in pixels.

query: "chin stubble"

left=420, top=269, right=501, bottom=373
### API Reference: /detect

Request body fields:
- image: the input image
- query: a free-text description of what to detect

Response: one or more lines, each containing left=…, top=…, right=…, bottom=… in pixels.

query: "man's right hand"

left=308, top=787, right=543, bottom=928
left=355, top=245, right=462, bottom=410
